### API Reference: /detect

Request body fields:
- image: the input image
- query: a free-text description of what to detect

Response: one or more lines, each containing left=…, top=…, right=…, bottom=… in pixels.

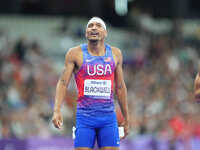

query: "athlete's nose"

left=91, top=24, right=98, bottom=30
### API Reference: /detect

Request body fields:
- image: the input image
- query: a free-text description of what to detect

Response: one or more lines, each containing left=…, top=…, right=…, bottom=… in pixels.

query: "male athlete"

left=52, top=17, right=129, bottom=150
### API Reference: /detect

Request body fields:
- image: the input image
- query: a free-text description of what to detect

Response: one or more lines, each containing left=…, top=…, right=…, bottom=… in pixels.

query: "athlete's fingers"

left=59, top=116, right=63, bottom=125
left=57, top=121, right=61, bottom=129
left=55, top=119, right=62, bottom=129
left=52, top=118, right=57, bottom=127
left=52, top=117, right=62, bottom=129
left=124, top=127, right=129, bottom=137
left=53, top=121, right=59, bottom=128
left=120, top=123, right=129, bottom=140
left=120, top=130, right=128, bottom=140
left=120, top=134, right=126, bottom=140
left=120, top=132, right=128, bottom=140
left=58, top=116, right=63, bottom=128
left=52, top=119, right=59, bottom=128
left=52, top=112, right=63, bottom=129
left=125, top=124, right=129, bottom=136
left=53, top=120, right=61, bottom=129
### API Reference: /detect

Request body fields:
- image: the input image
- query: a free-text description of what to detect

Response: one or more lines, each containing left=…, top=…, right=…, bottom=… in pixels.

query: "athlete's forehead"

left=86, top=17, right=106, bottom=30
left=88, top=22, right=102, bottom=26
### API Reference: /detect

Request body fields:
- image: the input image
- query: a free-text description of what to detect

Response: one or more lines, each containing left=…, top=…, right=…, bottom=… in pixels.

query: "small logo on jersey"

left=86, top=58, right=96, bottom=63
left=117, top=141, right=120, bottom=145
left=104, top=57, right=111, bottom=62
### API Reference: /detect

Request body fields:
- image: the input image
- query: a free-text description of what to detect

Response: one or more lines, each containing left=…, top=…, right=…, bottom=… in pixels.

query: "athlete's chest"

left=81, top=58, right=114, bottom=98
left=82, top=57, right=115, bottom=77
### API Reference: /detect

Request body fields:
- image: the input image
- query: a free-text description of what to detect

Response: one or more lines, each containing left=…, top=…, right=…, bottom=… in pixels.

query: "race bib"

left=84, top=79, right=111, bottom=98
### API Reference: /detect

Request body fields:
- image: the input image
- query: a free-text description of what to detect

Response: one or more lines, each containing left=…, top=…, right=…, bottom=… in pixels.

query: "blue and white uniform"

left=74, top=43, right=119, bottom=148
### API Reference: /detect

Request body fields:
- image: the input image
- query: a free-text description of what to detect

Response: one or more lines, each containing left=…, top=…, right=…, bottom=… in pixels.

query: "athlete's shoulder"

left=110, top=46, right=122, bottom=58
left=64, top=45, right=82, bottom=63
left=65, top=45, right=82, bottom=57
left=67, top=45, right=82, bottom=55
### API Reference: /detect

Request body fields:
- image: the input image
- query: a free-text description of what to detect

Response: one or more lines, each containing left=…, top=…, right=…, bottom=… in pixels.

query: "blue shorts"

left=74, top=112, right=120, bottom=149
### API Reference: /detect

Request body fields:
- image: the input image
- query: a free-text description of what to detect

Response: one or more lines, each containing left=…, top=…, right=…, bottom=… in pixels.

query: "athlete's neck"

left=88, top=40, right=105, bottom=56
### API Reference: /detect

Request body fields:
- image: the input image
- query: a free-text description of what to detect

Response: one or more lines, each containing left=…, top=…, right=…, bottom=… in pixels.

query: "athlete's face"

left=85, top=22, right=107, bottom=41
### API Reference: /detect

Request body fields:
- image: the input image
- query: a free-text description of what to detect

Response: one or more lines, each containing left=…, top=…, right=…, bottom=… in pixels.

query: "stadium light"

left=115, top=0, right=129, bottom=16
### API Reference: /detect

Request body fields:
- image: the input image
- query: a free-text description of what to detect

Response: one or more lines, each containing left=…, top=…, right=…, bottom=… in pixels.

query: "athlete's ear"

left=85, top=30, right=88, bottom=39
left=104, top=30, right=108, bottom=38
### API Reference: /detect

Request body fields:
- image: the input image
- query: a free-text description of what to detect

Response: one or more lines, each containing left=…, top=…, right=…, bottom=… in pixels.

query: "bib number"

left=84, top=79, right=111, bottom=98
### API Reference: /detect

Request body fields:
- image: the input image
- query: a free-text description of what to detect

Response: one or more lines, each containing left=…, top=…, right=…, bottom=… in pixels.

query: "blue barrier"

left=0, top=138, right=26, bottom=150
left=0, top=136, right=200, bottom=150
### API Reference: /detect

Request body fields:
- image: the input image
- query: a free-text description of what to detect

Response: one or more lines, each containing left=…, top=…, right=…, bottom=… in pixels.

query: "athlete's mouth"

left=90, top=32, right=99, bottom=36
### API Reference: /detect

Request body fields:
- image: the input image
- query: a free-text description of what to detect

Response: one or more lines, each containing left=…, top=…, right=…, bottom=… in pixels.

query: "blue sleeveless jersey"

left=75, top=43, right=116, bottom=116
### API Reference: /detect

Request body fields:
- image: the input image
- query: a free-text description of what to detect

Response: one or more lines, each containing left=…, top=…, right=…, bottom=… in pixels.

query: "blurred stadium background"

left=0, top=0, right=200, bottom=150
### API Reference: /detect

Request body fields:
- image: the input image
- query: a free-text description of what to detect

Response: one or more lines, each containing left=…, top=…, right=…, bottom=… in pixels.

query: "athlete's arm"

left=52, top=48, right=76, bottom=129
left=113, top=48, right=129, bottom=139
left=194, top=72, right=200, bottom=103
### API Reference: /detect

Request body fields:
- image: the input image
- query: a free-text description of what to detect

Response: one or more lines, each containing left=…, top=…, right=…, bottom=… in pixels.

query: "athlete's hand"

left=120, top=120, right=129, bottom=140
left=52, top=111, right=63, bottom=129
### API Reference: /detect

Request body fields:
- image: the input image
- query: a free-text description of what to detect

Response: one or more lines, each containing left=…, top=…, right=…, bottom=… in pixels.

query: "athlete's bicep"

left=115, top=51, right=125, bottom=90
left=59, top=50, right=75, bottom=87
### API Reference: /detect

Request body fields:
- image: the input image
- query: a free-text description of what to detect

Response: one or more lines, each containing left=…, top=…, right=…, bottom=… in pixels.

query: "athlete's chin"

left=88, top=39, right=99, bottom=43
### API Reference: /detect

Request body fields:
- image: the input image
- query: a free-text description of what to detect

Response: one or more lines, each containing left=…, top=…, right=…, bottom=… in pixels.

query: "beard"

left=86, top=34, right=104, bottom=44
left=89, top=39, right=98, bottom=43
left=87, top=36, right=99, bottom=44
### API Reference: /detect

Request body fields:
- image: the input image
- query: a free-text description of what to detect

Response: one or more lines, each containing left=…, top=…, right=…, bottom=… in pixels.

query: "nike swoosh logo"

left=86, top=58, right=96, bottom=62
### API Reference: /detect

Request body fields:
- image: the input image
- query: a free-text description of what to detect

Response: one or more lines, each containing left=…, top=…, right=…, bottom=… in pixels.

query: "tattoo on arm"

left=61, top=69, right=66, bottom=76
left=60, top=69, right=67, bottom=86
left=60, top=79, right=67, bottom=86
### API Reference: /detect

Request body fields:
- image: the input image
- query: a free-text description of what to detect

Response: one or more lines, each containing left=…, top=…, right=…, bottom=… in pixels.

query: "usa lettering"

left=87, top=64, right=112, bottom=76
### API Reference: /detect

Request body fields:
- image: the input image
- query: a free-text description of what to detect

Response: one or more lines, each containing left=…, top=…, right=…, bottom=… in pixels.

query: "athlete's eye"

left=96, top=23, right=102, bottom=28
left=88, top=23, right=93, bottom=28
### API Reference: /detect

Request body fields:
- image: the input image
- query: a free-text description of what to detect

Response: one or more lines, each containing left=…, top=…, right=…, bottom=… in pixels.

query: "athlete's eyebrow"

left=96, top=23, right=102, bottom=27
left=88, top=22, right=102, bottom=28
left=88, top=23, right=94, bottom=28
